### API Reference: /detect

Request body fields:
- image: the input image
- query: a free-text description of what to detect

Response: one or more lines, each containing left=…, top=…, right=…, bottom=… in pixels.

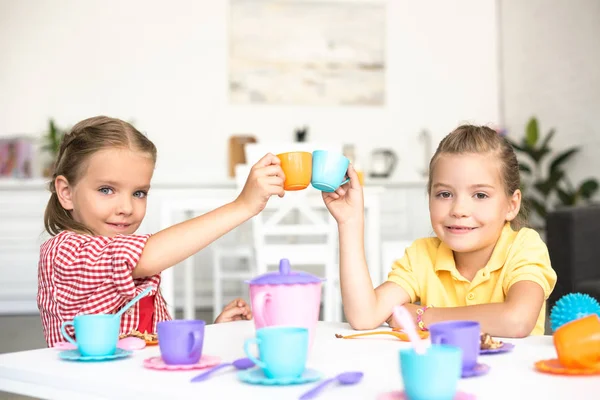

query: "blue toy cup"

left=60, top=314, right=120, bottom=357
left=310, top=150, right=350, bottom=192
left=244, top=326, right=309, bottom=379
left=399, top=344, right=462, bottom=400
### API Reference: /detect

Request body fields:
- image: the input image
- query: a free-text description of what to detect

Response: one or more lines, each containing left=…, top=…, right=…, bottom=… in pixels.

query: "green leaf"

left=556, top=187, right=575, bottom=205
left=525, top=118, right=539, bottom=147
left=519, top=163, right=532, bottom=174
left=534, top=170, right=564, bottom=198
left=506, top=137, right=528, bottom=153
left=578, top=179, right=599, bottom=199
left=539, top=129, right=556, bottom=152
left=549, top=148, right=579, bottom=175
left=528, top=197, right=547, bottom=219
left=530, top=147, right=551, bottom=163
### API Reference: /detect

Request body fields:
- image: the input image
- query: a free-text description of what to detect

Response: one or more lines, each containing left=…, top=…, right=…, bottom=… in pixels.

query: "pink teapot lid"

left=247, top=259, right=324, bottom=285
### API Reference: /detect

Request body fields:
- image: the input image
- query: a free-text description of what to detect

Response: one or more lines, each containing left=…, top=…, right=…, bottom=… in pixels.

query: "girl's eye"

left=99, top=187, right=113, bottom=195
left=134, top=191, right=148, bottom=199
left=437, top=191, right=452, bottom=199
left=475, top=192, right=488, bottom=199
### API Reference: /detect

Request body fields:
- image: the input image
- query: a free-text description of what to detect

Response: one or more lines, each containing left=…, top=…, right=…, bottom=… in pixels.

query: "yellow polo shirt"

left=387, top=223, right=557, bottom=335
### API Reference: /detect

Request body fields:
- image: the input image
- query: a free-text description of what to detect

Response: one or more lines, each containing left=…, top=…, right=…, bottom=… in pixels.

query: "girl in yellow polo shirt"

left=323, top=125, right=557, bottom=337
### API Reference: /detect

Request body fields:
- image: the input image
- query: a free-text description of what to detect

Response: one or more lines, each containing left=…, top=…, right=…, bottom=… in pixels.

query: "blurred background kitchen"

left=1, top=0, right=599, bottom=378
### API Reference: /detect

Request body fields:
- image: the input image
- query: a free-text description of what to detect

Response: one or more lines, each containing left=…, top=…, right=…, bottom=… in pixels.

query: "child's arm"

left=133, top=154, right=285, bottom=278
left=323, top=164, right=411, bottom=329
left=400, top=281, right=545, bottom=337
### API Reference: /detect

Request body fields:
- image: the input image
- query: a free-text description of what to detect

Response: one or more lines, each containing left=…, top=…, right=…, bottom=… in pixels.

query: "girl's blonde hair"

left=44, top=116, right=157, bottom=236
left=427, top=124, right=527, bottom=229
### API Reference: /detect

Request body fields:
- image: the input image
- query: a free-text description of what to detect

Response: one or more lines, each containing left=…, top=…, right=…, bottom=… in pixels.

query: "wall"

left=500, top=0, right=600, bottom=197
left=0, top=0, right=500, bottom=184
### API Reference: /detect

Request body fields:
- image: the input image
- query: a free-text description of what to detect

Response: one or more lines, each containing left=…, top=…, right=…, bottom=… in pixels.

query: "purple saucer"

left=480, top=342, right=515, bottom=355
left=462, top=363, right=490, bottom=378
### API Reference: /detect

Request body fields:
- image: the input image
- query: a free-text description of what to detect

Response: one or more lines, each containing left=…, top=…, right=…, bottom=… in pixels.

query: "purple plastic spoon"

left=190, top=357, right=254, bottom=382
left=299, top=371, right=364, bottom=400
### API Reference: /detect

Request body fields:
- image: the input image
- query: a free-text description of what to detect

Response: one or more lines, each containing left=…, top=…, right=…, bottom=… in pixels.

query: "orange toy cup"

left=277, top=152, right=312, bottom=191
left=553, top=314, right=600, bottom=369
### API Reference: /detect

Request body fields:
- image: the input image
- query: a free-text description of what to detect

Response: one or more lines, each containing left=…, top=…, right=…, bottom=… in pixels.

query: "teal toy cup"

left=60, top=314, right=120, bottom=357
left=244, top=326, right=309, bottom=379
left=399, top=344, right=462, bottom=400
left=310, top=150, right=350, bottom=192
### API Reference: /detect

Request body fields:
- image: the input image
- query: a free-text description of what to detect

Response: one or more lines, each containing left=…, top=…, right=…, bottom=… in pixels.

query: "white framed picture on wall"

left=228, top=0, right=386, bottom=106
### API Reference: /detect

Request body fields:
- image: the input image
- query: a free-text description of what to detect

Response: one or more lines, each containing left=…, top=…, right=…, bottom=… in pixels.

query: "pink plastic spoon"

left=392, top=305, right=429, bottom=355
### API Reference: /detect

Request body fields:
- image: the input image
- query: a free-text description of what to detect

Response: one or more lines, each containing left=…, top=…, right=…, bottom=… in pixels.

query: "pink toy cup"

left=247, top=259, right=323, bottom=349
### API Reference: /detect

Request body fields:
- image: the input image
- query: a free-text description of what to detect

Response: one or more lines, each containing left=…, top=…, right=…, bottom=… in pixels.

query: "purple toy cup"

left=157, top=320, right=205, bottom=365
left=429, top=320, right=480, bottom=372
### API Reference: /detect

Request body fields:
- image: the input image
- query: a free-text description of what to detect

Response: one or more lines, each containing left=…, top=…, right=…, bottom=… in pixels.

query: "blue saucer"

left=238, top=368, right=322, bottom=386
left=59, top=348, right=132, bottom=362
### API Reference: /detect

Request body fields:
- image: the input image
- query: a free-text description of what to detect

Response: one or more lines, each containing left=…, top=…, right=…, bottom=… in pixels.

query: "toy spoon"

left=392, top=305, right=429, bottom=355
left=113, top=287, right=153, bottom=320
left=334, top=330, right=429, bottom=341
left=299, top=371, right=364, bottom=399
left=190, top=357, right=255, bottom=382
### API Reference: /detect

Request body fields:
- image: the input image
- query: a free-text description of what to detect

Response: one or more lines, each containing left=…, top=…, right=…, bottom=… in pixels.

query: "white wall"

left=500, top=0, right=600, bottom=195
left=0, top=0, right=499, bottom=183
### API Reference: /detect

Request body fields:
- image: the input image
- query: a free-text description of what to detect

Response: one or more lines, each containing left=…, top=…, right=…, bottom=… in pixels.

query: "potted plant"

left=41, top=119, right=66, bottom=177
left=505, top=117, right=599, bottom=230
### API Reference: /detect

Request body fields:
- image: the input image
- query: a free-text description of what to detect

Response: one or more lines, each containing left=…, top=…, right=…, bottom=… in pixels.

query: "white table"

left=1, top=321, right=598, bottom=400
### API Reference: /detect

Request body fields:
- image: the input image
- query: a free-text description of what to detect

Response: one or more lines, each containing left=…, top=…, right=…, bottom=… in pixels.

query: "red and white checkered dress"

left=37, top=230, right=171, bottom=347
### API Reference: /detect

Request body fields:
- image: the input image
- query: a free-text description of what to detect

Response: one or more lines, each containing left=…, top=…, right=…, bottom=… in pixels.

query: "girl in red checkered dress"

left=38, top=116, right=285, bottom=346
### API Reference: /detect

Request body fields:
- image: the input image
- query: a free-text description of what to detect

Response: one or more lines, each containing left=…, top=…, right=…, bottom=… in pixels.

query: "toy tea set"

left=53, top=259, right=356, bottom=395
left=276, top=149, right=351, bottom=192
left=534, top=293, right=600, bottom=376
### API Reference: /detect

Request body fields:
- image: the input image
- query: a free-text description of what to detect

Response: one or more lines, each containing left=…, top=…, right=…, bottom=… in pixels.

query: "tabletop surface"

left=1, top=321, right=599, bottom=400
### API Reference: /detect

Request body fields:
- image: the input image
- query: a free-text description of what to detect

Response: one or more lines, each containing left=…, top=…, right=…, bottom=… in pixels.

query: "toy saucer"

left=143, top=355, right=221, bottom=371
left=237, top=368, right=322, bottom=386
left=534, top=359, right=600, bottom=376
left=59, top=348, right=132, bottom=362
left=54, top=337, right=147, bottom=351
left=480, top=342, right=515, bottom=355
left=377, top=390, right=476, bottom=400
left=462, top=363, right=490, bottom=378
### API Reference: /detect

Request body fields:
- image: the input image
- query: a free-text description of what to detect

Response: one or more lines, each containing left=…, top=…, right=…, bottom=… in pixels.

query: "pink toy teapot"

left=247, top=258, right=323, bottom=347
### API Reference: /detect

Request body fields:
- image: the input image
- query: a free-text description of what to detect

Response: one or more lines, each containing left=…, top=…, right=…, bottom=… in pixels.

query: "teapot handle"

left=253, top=291, right=272, bottom=327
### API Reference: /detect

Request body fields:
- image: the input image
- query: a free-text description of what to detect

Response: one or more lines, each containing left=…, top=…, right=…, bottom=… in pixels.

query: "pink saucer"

left=143, top=355, right=221, bottom=371
left=378, top=390, right=476, bottom=400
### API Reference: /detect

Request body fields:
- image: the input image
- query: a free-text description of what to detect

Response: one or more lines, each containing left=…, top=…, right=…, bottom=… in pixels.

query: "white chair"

left=210, top=225, right=255, bottom=321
